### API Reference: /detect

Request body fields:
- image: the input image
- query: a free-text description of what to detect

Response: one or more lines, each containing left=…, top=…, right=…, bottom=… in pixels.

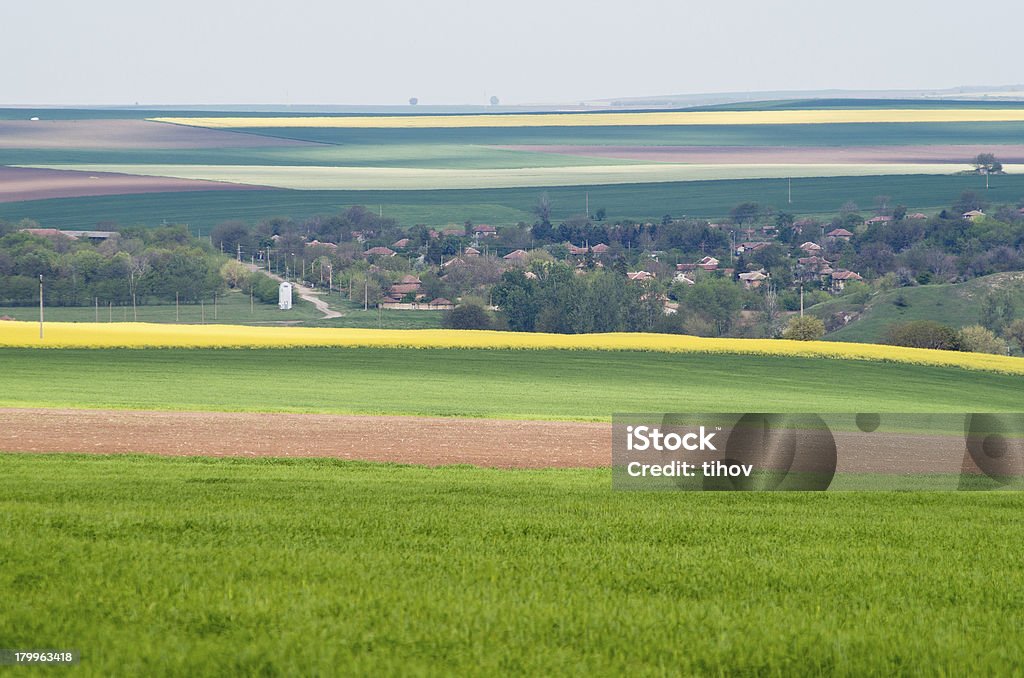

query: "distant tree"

left=959, top=325, right=1007, bottom=355
left=443, top=302, right=492, bottom=330
left=979, top=290, right=1015, bottom=334
left=782, top=315, right=825, bottom=341
left=533, top=193, right=552, bottom=224
left=885, top=320, right=962, bottom=351
left=953, top=190, right=986, bottom=215
left=1005, top=318, right=1024, bottom=353
left=973, top=153, right=1003, bottom=174
left=489, top=96, right=500, bottom=106
left=729, top=202, right=762, bottom=225
left=594, top=207, right=607, bottom=221
left=408, top=97, right=419, bottom=105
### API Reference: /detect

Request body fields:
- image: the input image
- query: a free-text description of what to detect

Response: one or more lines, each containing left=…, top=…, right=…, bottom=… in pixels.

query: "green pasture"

left=2, top=454, right=1023, bottom=675
left=0, top=292, right=444, bottom=329
left=814, top=273, right=1024, bottom=344
left=1, top=173, right=1015, bottom=230
left=1, top=348, right=1021, bottom=418
left=230, top=120, right=1024, bottom=148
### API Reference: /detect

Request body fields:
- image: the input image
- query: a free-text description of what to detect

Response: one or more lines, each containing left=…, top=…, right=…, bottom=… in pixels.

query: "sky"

left=2, top=0, right=1023, bottom=106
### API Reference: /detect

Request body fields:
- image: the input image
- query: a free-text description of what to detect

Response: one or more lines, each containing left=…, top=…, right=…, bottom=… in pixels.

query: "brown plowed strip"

left=0, top=409, right=612, bottom=469
left=0, top=166, right=271, bottom=203
left=497, top=143, right=1024, bottom=164
left=0, top=408, right=990, bottom=474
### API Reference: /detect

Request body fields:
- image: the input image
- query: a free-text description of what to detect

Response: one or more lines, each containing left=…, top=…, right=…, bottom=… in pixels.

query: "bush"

left=443, top=303, right=492, bottom=330
left=781, top=315, right=825, bottom=341
left=959, top=325, right=1008, bottom=355
left=885, top=320, right=961, bottom=351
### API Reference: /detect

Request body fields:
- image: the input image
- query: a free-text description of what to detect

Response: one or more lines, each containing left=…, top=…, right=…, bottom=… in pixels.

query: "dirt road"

left=244, top=264, right=343, bottom=319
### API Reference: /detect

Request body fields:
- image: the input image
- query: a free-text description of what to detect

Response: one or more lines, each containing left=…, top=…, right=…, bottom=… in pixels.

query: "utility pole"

left=176, top=292, right=179, bottom=322
left=585, top=191, right=589, bottom=218
left=788, top=178, right=792, bottom=204
left=38, top=275, right=44, bottom=340
left=800, top=287, right=804, bottom=317
left=237, top=243, right=241, bottom=262
left=364, top=278, right=368, bottom=311
left=95, top=297, right=99, bottom=322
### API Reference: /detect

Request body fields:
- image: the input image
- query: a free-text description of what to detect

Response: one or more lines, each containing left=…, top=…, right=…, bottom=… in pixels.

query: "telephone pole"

left=38, top=275, right=44, bottom=340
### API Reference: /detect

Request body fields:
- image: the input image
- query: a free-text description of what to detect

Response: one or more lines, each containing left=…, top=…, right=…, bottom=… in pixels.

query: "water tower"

left=278, top=282, right=293, bottom=310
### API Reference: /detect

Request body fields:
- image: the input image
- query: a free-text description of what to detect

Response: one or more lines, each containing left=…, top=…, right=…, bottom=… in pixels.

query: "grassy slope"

left=1, top=173, right=1015, bottom=230
left=1, top=347, right=1021, bottom=417
left=2, top=454, right=1023, bottom=675
left=815, top=273, right=1024, bottom=343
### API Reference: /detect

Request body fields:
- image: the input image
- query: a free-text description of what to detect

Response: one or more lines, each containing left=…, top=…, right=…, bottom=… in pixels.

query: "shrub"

left=443, top=303, right=492, bottom=330
left=782, top=315, right=825, bottom=341
left=959, top=325, right=1008, bottom=355
left=885, top=320, right=961, bottom=351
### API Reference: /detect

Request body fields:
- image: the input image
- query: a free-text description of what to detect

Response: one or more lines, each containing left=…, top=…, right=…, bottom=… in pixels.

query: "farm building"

left=278, top=282, right=293, bottom=310
left=826, top=228, right=853, bottom=241
left=364, top=246, right=396, bottom=257
left=473, top=224, right=497, bottom=237
left=962, top=210, right=986, bottom=221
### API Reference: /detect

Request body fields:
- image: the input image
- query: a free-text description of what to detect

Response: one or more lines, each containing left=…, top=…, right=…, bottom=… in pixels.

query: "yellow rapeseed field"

left=153, top=109, right=1024, bottom=129
left=2, top=321, right=1023, bottom=375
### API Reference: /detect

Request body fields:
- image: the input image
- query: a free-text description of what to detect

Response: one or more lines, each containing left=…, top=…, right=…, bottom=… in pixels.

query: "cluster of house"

left=795, top=241, right=863, bottom=292
left=379, top=274, right=454, bottom=310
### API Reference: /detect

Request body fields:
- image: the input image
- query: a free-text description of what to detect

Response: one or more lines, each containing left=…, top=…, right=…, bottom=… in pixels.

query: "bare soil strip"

left=0, top=119, right=316, bottom=150
left=498, top=144, right=1024, bottom=164
left=0, top=409, right=611, bottom=469
left=0, top=408, right=984, bottom=475
left=0, top=166, right=270, bottom=203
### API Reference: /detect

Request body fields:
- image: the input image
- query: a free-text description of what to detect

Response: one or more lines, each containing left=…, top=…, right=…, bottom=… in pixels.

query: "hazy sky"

left=2, top=0, right=1022, bottom=106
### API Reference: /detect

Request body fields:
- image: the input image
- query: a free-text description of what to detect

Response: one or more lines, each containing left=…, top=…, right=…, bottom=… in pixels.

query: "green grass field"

left=1, top=173, right=1015, bottom=230
left=2, top=347, right=1021, bottom=417
left=0, top=292, right=445, bottom=329
left=2, top=454, right=1023, bottom=675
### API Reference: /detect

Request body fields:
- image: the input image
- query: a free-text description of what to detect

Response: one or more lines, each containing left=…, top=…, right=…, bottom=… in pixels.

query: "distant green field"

left=1, top=173, right=1014, bottom=230
left=0, top=291, right=444, bottom=329
left=2, top=454, right=1023, bottom=675
left=814, top=273, right=1024, bottom=344
left=230, top=120, right=1024, bottom=148
left=1, top=347, right=1021, bottom=418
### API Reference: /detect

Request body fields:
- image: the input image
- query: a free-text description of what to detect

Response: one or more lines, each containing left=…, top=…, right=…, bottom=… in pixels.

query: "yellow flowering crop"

left=2, top=321, right=1023, bottom=376
left=153, top=109, right=1024, bottom=129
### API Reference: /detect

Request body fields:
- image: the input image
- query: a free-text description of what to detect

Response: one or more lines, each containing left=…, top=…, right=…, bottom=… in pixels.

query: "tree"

left=973, top=153, right=1003, bottom=174
left=489, top=96, right=500, bottom=106
left=443, top=302, right=492, bottom=330
left=959, top=325, right=1007, bottom=355
left=682, top=277, right=743, bottom=336
left=980, top=290, right=1015, bottom=335
left=729, top=202, right=762, bottom=225
left=1004, top=318, right=1024, bottom=353
left=408, top=97, right=419, bottom=105
left=885, top=320, right=961, bottom=351
left=532, top=193, right=552, bottom=225
left=953, top=190, right=986, bottom=215
left=782, top=315, right=825, bottom=341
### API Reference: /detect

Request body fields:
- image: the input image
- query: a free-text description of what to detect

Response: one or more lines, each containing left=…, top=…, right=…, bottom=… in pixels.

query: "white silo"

left=278, top=282, right=293, bottom=310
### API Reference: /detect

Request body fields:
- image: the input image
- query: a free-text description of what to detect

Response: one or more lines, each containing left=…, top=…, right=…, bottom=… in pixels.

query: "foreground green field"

left=1, top=454, right=1022, bottom=675
left=2, top=347, right=1021, bottom=417
left=1, top=173, right=1012, bottom=230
